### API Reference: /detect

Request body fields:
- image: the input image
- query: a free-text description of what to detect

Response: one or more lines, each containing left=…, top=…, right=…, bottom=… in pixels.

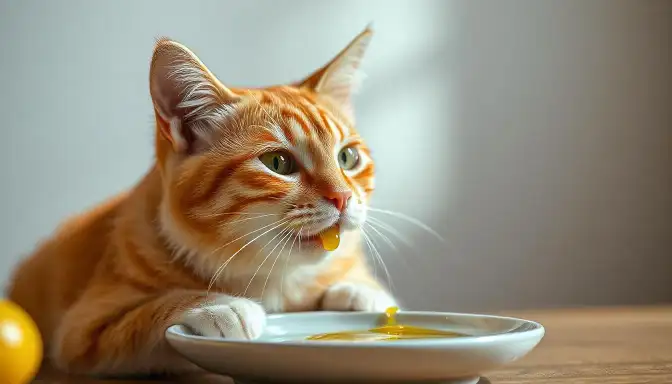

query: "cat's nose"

left=323, top=190, right=352, bottom=212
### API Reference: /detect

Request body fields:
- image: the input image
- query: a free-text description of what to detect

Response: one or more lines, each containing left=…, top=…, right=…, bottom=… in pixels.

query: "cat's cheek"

left=341, top=203, right=367, bottom=230
left=321, top=282, right=397, bottom=312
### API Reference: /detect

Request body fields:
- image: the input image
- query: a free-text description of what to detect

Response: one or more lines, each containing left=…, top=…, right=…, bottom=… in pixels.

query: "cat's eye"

left=259, top=151, right=297, bottom=175
left=338, top=147, right=360, bottom=170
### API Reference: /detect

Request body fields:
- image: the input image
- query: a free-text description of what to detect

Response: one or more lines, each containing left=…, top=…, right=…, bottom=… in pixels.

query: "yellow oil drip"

left=306, top=306, right=464, bottom=341
left=384, top=306, right=398, bottom=326
left=319, top=225, right=340, bottom=251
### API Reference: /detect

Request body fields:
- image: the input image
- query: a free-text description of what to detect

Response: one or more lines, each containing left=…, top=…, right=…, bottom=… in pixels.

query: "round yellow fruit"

left=0, top=300, right=43, bottom=384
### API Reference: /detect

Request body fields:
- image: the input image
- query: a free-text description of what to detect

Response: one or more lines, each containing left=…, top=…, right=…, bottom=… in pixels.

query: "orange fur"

left=6, top=27, right=393, bottom=376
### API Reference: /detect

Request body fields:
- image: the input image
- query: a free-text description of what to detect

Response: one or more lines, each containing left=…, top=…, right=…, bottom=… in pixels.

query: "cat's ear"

left=296, top=26, right=373, bottom=120
left=149, top=38, right=240, bottom=153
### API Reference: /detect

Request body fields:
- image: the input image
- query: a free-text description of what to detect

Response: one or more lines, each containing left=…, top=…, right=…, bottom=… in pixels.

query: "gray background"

left=1, top=0, right=670, bottom=312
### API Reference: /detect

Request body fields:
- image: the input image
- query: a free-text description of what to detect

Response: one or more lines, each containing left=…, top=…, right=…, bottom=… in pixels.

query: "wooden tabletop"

left=35, top=305, right=672, bottom=383
left=486, top=305, right=672, bottom=383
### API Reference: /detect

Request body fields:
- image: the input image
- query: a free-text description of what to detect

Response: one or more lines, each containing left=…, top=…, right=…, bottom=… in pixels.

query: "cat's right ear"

left=149, top=38, right=240, bottom=153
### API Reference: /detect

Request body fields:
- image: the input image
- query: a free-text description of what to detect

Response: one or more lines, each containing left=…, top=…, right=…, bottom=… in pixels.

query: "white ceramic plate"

left=166, top=311, right=544, bottom=383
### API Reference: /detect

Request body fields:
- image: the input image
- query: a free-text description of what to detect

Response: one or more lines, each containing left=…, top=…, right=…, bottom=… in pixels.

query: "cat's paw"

left=322, top=282, right=397, bottom=312
left=180, top=296, right=266, bottom=339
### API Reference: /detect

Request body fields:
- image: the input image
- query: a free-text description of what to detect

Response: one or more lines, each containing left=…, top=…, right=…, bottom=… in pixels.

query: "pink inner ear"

left=298, top=28, right=372, bottom=120
left=150, top=40, right=240, bottom=153
left=150, top=42, right=191, bottom=122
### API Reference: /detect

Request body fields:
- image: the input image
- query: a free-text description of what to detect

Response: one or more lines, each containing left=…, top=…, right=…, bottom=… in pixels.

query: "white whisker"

left=366, top=216, right=413, bottom=247
left=280, top=227, right=302, bottom=299
left=368, top=207, right=444, bottom=241
left=364, top=222, right=414, bottom=272
left=364, top=222, right=397, bottom=251
left=359, top=227, right=378, bottom=283
left=298, top=227, right=303, bottom=251
left=244, top=227, right=292, bottom=297
left=195, top=211, right=281, bottom=219
left=266, top=196, right=298, bottom=208
left=361, top=227, right=394, bottom=292
left=207, top=219, right=289, bottom=293
left=261, top=227, right=295, bottom=301
left=209, top=218, right=288, bottom=259
left=227, top=213, right=281, bottom=225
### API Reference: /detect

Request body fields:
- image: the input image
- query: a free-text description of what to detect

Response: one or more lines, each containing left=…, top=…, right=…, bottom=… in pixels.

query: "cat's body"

left=6, top=28, right=396, bottom=376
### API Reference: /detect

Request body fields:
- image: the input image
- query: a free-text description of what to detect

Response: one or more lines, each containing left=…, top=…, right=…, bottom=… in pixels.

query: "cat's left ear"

left=296, top=26, right=373, bottom=120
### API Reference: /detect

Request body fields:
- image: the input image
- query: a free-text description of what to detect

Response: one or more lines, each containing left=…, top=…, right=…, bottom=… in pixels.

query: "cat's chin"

left=292, top=238, right=333, bottom=262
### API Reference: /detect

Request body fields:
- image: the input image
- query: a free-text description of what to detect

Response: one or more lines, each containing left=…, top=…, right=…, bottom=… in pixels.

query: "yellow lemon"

left=0, top=300, right=43, bottom=384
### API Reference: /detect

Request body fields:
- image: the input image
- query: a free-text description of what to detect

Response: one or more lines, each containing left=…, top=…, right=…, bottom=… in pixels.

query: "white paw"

left=180, top=296, right=266, bottom=339
left=322, top=282, right=397, bottom=312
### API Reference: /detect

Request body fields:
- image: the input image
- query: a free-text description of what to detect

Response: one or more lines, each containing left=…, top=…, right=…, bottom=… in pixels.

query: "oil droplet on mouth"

left=319, top=225, right=340, bottom=251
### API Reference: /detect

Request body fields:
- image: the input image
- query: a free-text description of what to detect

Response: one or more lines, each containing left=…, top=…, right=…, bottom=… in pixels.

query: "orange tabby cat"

left=6, top=27, right=395, bottom=376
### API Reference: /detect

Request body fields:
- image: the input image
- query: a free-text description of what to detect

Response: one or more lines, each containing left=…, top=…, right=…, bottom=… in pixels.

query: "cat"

left=6, top=27, right=396, bottom=376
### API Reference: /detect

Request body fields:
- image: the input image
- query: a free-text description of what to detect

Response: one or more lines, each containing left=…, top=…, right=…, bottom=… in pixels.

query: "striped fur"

left=6, top=27, right=394, bottom=376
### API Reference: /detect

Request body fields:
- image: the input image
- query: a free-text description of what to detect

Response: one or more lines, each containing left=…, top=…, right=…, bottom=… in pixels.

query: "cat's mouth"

left=301, top=224, right=339, bottom=240
left=289, top=213, right=359, bottom=250
left=300, top=223, right=342, bottom=250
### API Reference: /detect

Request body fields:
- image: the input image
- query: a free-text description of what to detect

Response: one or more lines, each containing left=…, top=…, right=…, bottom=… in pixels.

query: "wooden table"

left=35, top=306, right=672, bottom=383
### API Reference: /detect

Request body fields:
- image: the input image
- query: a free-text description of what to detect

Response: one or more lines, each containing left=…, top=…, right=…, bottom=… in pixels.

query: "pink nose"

left=323, top=190, right=352, bottom=212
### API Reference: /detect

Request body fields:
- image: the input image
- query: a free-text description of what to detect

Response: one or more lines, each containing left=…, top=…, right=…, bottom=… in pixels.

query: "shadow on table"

left=38, top=375, right=492, bottom=384
left=233, top=378, right=493, bottom=384
left=37, top=365, right=492, bottom=384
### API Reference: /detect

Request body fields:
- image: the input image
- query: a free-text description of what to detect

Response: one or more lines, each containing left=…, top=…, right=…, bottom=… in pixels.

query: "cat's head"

left=150, top=28, right=375, bottom=273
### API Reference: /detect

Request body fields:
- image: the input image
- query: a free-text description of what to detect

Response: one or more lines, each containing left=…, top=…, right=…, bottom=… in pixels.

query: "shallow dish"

left=166, top=310, right=544, bottom=383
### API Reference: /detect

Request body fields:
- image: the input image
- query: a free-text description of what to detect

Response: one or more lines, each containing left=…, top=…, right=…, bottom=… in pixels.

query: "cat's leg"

left=51, top=286, right=265, bottom=376
left=320, top=267, right=397, bottom=312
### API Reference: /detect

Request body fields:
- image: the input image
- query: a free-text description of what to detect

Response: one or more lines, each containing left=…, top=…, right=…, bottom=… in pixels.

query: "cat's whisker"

left=248, top=226, right=292, bottom=302
left=265, top=196, right=298, bottom=208
left=207, top=219, right=289, bottom=293
left=227, top=213, right=281, bottom=225
left=280, top=227, right=302, bottom=299
left=207, top=221, right=288, bottom=294
left=361, top=228, right=387, bottom=289
left=210, top=225, right=288, bottom=297
left=261, top=227, right=295, bottom=301
left=368, top=207, right=444, bottom=242
left=361, top=227, right=393, bottom=292
left=253, top=224, right=292, bottom=257
left=366, top=216, right=414, bottom=247
left=243, top=227, right=292, bottom=297
left=208, top=218, right=288, bottom=259
left=364, top=222, right=397, bottom=251
left=364, top=222, right=414, bottom=273
left=363, top=228, right=394, bottom=293
left=298, top=227, right=303, bottom=251
left=195, top=211, right=281, bottom=219
left=206, top=218, right=287, bottom=283
left=360, top=227, right=378, bottom=282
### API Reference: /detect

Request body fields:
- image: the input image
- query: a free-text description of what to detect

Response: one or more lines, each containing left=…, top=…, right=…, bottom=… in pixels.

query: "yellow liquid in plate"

left=319, top=225, right=340, bottom=251
left=306, top=307, right=464, bottom=341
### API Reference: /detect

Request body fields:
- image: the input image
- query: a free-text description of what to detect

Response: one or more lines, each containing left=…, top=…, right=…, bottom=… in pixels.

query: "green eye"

left=338, top=147, right=360, bottom=170
left=259, top=151, right=296, bottom=175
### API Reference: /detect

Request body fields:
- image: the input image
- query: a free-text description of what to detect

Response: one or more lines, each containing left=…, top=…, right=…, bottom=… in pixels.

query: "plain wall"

left=1, top=0, right=670, bottom=312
